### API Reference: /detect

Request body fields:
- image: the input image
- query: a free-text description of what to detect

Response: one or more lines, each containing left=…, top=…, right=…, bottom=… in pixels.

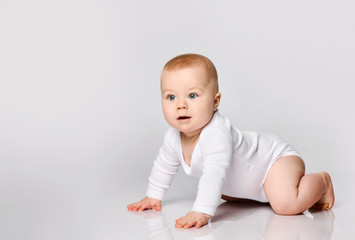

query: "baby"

left=127, top=53, right=335, bottom=229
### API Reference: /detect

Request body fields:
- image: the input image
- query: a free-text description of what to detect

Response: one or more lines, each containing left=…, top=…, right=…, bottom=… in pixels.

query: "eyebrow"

left=162, top=89, right=174, bottom=94
left=162, top=87, right=203, bottom=94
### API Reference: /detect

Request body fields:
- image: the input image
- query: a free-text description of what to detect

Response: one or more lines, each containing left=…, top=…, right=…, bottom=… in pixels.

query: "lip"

left=177, top=116, right=191, bottom=121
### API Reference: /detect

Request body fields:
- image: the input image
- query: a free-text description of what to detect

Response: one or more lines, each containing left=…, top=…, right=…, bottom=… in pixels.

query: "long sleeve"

left=192, top=127, right=233, bottom=216
left=146, top=129, right=181, bottom=201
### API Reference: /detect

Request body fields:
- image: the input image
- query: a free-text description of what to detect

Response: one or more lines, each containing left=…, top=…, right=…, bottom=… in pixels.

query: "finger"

left=138, top=203, right=149, bottom=211
left=175, top=219, right=185, bottom=228
left=127, top=202, right=138, bottom=210
left=175, top=217, right=186, bottom=228
left=175, top=222, right=182, bottom=228
left=195, top=220, right=204, bottom=229
left=133, top=202, right=144, bottom=211
left=175, top=217, right=184, bottom=223
left=178, top=217, right=192, bottom=229
left=154, top=202, right=162, bottom=211
left=127, top=202, right=139, bottom=209
left=184, top=220, right=196, bottom=229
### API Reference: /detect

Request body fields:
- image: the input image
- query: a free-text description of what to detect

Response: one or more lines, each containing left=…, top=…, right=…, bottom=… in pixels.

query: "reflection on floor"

left=130, top=201, right=335, bottom=240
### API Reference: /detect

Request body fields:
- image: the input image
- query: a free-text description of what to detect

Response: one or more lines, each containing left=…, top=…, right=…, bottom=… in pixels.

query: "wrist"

left=192, top=211, right=212, bottom=219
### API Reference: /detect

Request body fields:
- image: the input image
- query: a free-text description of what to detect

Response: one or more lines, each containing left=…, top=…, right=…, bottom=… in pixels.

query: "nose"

left=177, top=99, right=188, bottom=110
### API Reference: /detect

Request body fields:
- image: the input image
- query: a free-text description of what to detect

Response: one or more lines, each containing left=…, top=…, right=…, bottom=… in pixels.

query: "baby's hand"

left=175, top=211, right=211, bottom=229
left=127, top=197, right=162, bottom=211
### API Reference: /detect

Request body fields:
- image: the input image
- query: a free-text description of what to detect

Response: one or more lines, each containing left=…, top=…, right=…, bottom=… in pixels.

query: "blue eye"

left=189, top=93, right=197, bottom=99
left=168, top=95, right=176, bottom=101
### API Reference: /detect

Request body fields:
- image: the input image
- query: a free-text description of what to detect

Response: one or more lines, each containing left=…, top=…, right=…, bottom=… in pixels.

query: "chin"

left=181, top=127, right=202, bottom=135
left=176, top=126, right=192, bottom=133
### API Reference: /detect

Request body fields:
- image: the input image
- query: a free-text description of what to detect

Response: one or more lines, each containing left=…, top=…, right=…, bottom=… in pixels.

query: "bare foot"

left=311, top=172, right=335, bottom=210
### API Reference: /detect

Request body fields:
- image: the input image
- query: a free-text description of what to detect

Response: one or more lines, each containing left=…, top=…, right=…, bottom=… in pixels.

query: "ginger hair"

left=162, top=53, right=219, bottom=93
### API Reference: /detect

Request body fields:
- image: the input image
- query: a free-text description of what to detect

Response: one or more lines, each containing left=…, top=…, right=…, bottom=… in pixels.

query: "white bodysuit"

left=146, top=111, right=301, bottom=216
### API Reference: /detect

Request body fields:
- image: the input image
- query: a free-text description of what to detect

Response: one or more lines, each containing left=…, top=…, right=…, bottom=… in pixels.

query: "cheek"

left=193, top=103, right=214, bottom=120
left=204, top=101, right=216, bottom=117
left=162, top=104, right=174, bottom=119
left=162, top=101, right=169, bottom=111
left=197, top=100, right=215, bottom=113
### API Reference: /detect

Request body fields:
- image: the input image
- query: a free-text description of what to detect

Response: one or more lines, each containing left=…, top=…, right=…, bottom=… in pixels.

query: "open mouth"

left=177, top=116, right=191, bottom=120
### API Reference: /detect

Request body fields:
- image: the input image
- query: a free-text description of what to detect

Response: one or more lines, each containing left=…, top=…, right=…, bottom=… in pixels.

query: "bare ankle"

left=319, top=172, right=330, bottom=194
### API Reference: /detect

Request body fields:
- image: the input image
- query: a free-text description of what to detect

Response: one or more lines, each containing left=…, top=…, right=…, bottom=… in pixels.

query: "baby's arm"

left=175, top=128, right=233, bottom=229
left=127, top=129, right=180, bottom=212
left=127, top=197, right=161, bottom=211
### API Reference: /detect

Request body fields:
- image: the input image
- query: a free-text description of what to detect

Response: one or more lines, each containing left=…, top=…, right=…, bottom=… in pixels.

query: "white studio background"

left=0, top=0, right=354, bottom=239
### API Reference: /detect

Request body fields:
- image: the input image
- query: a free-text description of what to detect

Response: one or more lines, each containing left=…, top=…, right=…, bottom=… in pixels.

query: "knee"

left=269, top=199, right=303, bottom=215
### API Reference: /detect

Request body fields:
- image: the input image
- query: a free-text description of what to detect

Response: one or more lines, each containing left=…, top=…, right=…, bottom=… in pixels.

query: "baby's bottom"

left=263, top=155, right=335, bottom=215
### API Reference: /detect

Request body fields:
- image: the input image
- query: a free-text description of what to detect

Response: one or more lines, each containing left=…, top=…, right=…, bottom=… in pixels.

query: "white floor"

left=120, top=177, right=355, bottom=240
left=1, top=171, right=354, bottom=240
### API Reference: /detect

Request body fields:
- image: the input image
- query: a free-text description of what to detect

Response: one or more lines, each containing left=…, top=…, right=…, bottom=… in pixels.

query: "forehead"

left=161, top=66, right=210, bottom=89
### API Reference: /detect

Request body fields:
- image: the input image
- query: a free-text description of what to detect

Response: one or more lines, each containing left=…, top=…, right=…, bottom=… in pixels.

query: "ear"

left=213, top=92, right=221, bottom=111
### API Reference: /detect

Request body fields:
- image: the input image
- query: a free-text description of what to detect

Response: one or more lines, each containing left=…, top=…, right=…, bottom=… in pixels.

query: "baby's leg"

left=264, top=155, right=335, bottom=215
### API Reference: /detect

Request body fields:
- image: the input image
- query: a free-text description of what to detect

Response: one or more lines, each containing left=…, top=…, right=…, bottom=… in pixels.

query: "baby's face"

left=161, top=66, right=220, bottom=136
